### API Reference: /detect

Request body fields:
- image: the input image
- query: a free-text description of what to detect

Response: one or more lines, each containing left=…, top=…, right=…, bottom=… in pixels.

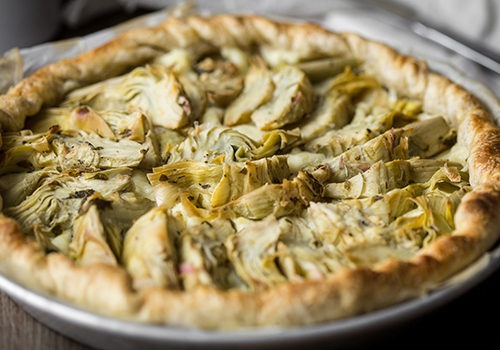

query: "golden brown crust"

left=0, top=13, right=499, bottom=330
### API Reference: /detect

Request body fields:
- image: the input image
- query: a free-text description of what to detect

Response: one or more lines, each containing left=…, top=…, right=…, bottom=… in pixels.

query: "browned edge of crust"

left=0, top=14, right=499, bottom=330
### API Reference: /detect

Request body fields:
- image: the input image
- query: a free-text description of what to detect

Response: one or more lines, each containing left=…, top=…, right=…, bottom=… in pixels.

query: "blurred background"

left=1, top=0, right=499, bottom=55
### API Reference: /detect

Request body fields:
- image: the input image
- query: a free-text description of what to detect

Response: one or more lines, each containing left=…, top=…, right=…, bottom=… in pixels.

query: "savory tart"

left=0, top=13, right=499, bottom=330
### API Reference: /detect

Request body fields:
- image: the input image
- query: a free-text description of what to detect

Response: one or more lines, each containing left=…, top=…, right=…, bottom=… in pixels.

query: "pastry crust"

left=0, top=13, right=500, bottom=330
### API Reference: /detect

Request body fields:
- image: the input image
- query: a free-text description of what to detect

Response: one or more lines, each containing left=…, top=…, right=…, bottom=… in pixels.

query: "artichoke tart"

left=0, top=13, right=500, bottom=330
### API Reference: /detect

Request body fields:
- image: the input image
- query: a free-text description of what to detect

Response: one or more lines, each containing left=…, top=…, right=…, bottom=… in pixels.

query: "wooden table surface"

left=2, top=7, right=500, bottom=350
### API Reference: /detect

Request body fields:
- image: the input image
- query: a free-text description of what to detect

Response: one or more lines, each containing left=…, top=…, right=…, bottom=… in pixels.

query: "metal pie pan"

left=1, top=240, right=500, bottom=350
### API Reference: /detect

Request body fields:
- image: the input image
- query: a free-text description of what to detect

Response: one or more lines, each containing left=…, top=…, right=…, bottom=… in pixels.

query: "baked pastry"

left=0, top=13, right=499, bottom=330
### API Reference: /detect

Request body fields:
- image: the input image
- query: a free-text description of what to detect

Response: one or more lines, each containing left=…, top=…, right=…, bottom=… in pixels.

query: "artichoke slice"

left=215, top=171, right=322, bottom=219
left=69, top=202, right=118, bottom=266
left=225, top=215, right=286, bottom=290
left=29, top=107, right=150, bottom=143
left=306, top=117, right=455, bottom=183
left=121, top=206, right=180, bottom=290
left=224, top=57, right=274, bottom=126
left=165, top=124, right=257, bottom=164
left=0, top=169, right=56, bottom=207
left=297, top=68, right=380, bottom=142
left=45, top=131, right=147, bottom=171
left=65, top=65, right=192, bottom=130
left=149, top=156, right=291, bottom=209
left=2, top=168, right=155, bottom=254
left=0, top=127, right=148, bottom=173
left=251, top=65, right=314, bottom=130
left=297, top=57, right=361, bottom=82
left=166, top=123, right=299, bottom=164
left=324, top=159, right=464, bottom=199
left=304, top=109, right=397, bottom=158
left=154, top=49, right=208, bottom=121
left=69, top=106, right=116, bottom=140
left=148, top=160, right=224, bottom=208
left=196, top=57, right=243, bottom=107
left=276, top=216, right=349, bottom=280
left=178, top=218, right=241, bottom=290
